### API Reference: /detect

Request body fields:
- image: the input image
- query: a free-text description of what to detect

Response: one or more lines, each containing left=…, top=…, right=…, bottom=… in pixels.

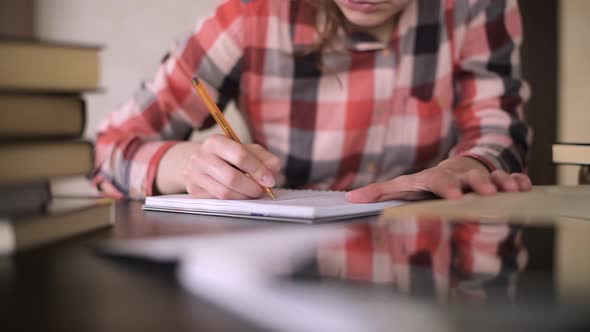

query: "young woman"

left=93, top=0, right=532, bottom=202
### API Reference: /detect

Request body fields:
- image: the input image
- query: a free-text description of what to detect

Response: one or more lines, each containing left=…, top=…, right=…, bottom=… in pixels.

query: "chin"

left=340, top=9, right=396, bottom=28
left=333, top=0, right=412, bottom=29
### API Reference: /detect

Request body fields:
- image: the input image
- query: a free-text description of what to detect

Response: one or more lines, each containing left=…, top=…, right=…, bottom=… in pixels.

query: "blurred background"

left=0, top=0, right=588, bottom=186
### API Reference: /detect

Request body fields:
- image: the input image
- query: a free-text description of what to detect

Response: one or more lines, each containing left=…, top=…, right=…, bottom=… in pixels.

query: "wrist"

left=155, top=142, right=199, bottom=195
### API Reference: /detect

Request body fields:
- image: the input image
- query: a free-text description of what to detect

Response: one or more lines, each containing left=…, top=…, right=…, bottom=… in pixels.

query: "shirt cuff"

left=134, top=141, right=179, bottom=198
left=455, top=151, right=500, bottom=173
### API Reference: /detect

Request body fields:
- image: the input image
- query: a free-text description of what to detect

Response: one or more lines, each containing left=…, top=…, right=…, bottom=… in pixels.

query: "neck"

left=346, top=15, right=399, bottom=45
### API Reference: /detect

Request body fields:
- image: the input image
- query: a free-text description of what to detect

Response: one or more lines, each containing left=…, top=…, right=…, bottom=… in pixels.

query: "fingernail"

left=262, top=174, right=275, bottom=187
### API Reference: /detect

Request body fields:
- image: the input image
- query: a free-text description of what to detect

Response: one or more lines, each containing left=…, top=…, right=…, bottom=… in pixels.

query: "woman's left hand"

left=345, top=157, right=532, bottom=203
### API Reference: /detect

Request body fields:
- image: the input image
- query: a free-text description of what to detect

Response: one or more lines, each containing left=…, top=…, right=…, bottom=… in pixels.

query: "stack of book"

left=0, top=39, right=112, bottom=254
left=553, top=143, right=590, bottom=166
left=552, top=143, right=590, bottom=184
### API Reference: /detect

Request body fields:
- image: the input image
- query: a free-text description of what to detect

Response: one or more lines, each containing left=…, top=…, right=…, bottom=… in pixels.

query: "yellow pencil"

left=191, top=76, right=276, bottom=200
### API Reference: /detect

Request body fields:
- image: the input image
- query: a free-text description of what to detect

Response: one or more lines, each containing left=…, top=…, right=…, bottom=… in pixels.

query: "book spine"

left=0, top=93, right=86, bottom=140
left=0, top=182, right=51, bottom=216
left=0, top=140, right=95, bottom=185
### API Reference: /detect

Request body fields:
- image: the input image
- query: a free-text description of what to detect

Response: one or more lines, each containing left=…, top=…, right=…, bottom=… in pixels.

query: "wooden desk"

left=1, top=198, right=589, bottom=331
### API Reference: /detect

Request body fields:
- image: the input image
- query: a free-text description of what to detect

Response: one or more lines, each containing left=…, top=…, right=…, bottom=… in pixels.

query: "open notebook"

left=143, top=189, right=405, bottom=223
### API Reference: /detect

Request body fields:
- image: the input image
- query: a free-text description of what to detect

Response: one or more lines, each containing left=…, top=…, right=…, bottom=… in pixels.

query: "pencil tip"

left=267, top=188, right=276, bottom=200
left=192, top=76, right=200, bottom=85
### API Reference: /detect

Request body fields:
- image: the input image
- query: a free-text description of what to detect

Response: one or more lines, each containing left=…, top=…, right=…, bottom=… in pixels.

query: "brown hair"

left=302, top=0, right=348, bottom=55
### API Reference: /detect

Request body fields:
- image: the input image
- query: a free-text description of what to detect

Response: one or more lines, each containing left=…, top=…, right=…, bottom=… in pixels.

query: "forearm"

left=155, top=141, right=201, bottom=195
left=454, top=0, right=530, bottom=173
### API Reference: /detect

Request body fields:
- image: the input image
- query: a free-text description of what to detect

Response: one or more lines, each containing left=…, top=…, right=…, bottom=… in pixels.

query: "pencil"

left=191, top=77, right=276, bottom=200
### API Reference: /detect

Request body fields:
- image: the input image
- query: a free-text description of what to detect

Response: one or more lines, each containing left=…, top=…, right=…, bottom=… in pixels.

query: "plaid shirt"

left=93, top=0, right=530, bottom=199
left=317, top=218, right=527, bottom=303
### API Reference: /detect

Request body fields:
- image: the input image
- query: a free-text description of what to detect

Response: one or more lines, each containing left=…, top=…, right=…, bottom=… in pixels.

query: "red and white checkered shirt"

left=93, top=0, right=530, bottom=199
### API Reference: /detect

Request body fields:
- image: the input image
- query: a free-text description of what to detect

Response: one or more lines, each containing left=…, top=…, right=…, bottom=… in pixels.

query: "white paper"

left=144, top=189, right=405, bottom=222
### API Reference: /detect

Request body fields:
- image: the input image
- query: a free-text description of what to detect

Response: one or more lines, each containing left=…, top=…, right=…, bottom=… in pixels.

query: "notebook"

left=143, top=189, right=405, bottom=223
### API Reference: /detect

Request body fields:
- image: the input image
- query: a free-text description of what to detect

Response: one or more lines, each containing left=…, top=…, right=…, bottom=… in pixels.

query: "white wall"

left=558, top=0, right=590, bottom=184
left=36, top=0, right=246, bottom=141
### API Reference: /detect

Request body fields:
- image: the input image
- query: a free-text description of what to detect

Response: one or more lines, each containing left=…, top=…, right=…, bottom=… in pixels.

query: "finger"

left=246, top=144, right=282, bottom=174
left=490, top=170, right=518, bottom=192
left=346, top=182, right=397, bottom=203
left=462, top=169, right=497, bottom=196
left=425, top=173, right=464, bottom=200
left=186, top=184, right=215, bottom=199
left=202, top=155, right=264, bottom=199
left=511, top=173, right=533, bottom=191
left=204, top=136, right=275, bottom=188
left=193, top=173, right=252, bottom=200
left=346, top=176, right=437, bottom=203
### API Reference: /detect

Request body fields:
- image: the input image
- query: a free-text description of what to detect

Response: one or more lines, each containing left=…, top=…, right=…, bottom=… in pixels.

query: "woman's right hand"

left=156, top=134, right=281, bottom=199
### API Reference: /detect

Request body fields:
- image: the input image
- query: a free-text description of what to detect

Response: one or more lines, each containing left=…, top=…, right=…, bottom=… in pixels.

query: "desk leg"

left=579, top=165, right=590, bottom=185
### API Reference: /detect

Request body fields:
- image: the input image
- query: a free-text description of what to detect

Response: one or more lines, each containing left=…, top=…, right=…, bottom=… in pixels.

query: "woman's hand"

left=156, top=134, right=281, bottom=199
left=345, top=157, right=532, bottom=203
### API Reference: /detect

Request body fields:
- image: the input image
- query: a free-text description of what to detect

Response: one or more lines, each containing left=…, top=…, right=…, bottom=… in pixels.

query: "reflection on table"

left=311, top=218, right=527, bottom=304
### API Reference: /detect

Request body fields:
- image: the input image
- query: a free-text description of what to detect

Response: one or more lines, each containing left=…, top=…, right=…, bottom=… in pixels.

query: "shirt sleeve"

left=92, top=0, right=247, bottom=199
left=451, top=0, right=531, bottom=173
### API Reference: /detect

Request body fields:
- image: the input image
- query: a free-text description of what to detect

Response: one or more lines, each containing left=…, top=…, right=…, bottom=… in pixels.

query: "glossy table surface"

left=2, top=200, right=589, bottom=331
